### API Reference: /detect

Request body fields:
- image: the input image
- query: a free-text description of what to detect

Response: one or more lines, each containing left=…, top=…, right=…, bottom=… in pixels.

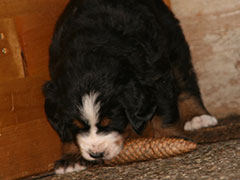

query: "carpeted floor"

left=37, top=139, right=240, bottom=180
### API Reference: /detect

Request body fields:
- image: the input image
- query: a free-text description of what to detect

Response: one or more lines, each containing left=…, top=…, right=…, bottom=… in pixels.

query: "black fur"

left=43, top=0, right=203, bottom=142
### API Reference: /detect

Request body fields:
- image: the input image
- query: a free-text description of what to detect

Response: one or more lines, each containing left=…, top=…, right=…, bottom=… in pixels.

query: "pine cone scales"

left=104, top=137, right=197, bottom=165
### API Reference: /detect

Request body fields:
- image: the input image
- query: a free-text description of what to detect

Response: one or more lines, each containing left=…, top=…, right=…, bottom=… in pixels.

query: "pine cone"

left=104, top=137, right=197, bottom=165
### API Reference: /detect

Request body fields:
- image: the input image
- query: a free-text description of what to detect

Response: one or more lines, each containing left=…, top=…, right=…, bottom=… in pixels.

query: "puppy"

left=43, top=0, right=217, bottom=174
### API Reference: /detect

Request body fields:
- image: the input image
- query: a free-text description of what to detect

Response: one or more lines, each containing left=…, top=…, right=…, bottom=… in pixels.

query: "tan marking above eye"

left=100, top=118, right=111, bottom=127
left=73, top=120, right=85, bottom=129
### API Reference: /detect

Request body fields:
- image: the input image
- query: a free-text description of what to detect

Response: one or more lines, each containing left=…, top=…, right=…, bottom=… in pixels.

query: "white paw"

left=184, top=115, right=218, bottom=131
left=55, top=163, right=86, bottom=174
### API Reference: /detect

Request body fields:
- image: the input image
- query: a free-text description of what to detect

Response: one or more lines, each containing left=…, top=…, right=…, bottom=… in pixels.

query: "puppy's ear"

left=43, top=81, right=73, bottom=141
left=120, top=80, right=157, bottom=134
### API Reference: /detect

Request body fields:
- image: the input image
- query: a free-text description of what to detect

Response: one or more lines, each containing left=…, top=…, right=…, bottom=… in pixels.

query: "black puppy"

left=43, top=0, right=217, bottom=174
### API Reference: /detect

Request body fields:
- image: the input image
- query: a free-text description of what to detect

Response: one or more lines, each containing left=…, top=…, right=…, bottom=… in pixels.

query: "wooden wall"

left=171, top=0, right=240, bottom=118
left=0, top=0, right=170, bottom=179
left=0, top=0, right=69, bottom=179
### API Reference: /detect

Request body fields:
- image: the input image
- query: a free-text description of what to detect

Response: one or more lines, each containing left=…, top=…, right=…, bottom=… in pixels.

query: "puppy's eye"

left=73, top=120, right=86, bottom=129
left=100, top=118, right=111, bottom=127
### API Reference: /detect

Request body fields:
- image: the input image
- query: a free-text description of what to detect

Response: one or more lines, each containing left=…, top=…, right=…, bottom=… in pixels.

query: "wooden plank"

left=0, top=77, right=47, bottom=129
left=0, top=0, right=68, bottom=18
left=0, top=118, right=61, bottom=180
left=0, top=18, right=25, bottom=81
left=1, top=0, right=68, bottom=77
left=15, top=12, right=62, bottom=77
left=0, top=77, right=62, bottom=180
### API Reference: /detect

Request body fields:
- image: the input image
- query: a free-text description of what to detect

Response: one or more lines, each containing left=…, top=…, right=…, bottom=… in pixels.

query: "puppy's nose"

left=89, top=152, right=104, bottom=159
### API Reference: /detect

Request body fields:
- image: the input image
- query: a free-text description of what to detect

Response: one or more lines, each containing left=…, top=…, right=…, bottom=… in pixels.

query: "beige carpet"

left=31, top=139, right=240, bottom=180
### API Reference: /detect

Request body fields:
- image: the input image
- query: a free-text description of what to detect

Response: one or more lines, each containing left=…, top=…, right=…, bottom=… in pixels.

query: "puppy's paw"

left=54, top=154, right=97, bottom=175
left=184, top=115, right=218, bottom=131
left=55, top=163, right=86, bottom=174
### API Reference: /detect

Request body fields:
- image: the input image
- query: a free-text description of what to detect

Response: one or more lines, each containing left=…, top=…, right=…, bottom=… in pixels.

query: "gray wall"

left=171, top=0, right=240, bottom=118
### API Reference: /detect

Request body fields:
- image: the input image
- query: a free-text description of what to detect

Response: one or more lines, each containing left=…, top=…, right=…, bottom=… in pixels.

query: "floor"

left=29, top=139, right=240, bottom=180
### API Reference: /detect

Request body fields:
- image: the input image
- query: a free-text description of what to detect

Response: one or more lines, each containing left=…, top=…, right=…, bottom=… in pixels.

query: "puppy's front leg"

left=54, top=142, right=99, bottom=174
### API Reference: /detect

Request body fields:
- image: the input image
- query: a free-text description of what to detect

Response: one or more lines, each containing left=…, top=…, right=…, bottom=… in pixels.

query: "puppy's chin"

left=76, top=132, right=124, bottom=161
left=81, top=142, right=123, bottom=161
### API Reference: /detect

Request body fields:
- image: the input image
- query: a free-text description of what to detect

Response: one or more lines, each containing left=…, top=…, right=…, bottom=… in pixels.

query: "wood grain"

left=0, top=0, right=68, bottom=18
left=0, top=77, right=62, bottom=180
left=0, top=18, right=25, bottom=81
left=0, top=77, right=47, bottom=129
left=0, top=118, right=61, bottom=180
left=15, top=12, right=62, bottom=77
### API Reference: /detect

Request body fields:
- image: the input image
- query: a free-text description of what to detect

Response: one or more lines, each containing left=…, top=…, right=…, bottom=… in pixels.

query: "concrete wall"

left=171, top=0, right=240, bottom=118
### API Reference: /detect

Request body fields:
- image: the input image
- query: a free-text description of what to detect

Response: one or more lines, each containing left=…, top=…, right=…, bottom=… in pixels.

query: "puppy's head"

left=75, top=85, right=156, bottom=161
left=44, top=80, right=156, bottom=161
left=76, top=92, right=125, bottom=161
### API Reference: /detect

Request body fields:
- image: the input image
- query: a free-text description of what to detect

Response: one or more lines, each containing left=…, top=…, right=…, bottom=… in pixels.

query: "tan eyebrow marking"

left=100, top=118, right=112, bottom=127
left=73, top=120, right=85, bottom=129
